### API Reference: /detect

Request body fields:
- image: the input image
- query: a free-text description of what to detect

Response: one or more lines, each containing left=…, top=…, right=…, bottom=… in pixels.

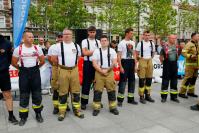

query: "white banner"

left=152, top=55, right=163, bottom=83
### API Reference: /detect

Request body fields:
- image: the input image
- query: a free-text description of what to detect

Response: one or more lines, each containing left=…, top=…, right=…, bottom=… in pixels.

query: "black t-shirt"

left=0, top=39, right=12, bottom=71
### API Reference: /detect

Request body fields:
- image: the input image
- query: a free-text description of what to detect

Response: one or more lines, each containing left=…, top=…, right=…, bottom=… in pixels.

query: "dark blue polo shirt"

left=0, top=39, right=12, bottom=71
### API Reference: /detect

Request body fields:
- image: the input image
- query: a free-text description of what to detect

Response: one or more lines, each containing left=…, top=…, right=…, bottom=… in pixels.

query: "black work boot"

left=36, top=113, right=44, bottom=123
left=110, top=108, right=119, bottom=115
left=53, top=107, right=59, bottom=115
left=178, top=94, right=188, bottom=99
left=145, top=94, right=155, bottom=103
left=128, top=98, right=138, bottom=105
left=161, top=98, right=167, bottom=103
left=140, top=96, right=146, bottom=104
left=92, top=110, right=100, bottom=116
left=187, top=93, right=198, bottom=98
left=8, top=115, right=19, bottom=125
left=170, top=98, right=180, bottom=103
left=19, top=118, right=27, bottom=126
left=190, top=104, right=199, bottom=111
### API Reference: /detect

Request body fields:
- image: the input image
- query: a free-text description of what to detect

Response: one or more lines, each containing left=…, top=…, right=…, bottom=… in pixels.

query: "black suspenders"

left=61, top=42, right=65, bottom=65
left=99, top=47, right=110, bottom=68
left=141, top=41, right=153, bottom=57
left=150, top=40, right=153, bottom=57
left=87, top=39, right=99, bottom=61
left=60, top=42, right=78, bottom=66
left=74, top=43, right=78, bottom=65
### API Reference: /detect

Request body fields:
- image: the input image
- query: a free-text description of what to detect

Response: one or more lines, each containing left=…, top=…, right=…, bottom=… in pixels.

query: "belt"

left=101, top=68, right=113, bottom=73
left=59, top=65, right=77, bottom=70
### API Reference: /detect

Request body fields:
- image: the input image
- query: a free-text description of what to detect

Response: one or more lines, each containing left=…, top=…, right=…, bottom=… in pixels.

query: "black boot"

left=36, top=113, right=44, bottom=123
left=190, top=104, right=199, bottom=111
left=178, top=94, right=188, bottom=99
left=145, top=94, right=155, bottom=103
left=8, top=115, right=19, bottom=125
left=140, top=96, right=146, bottom=104
left=128, top=98, right=138, bottom=105
left=53, top=107, right=59, bottom=114
left=161, top=98, right=167, bottom=103
left=92, top=110, right=100, bottom=116
left=19, top=118, right=27, bottom=126
left=170, top=98, right=180, bottom=103
left=110, top=108, right=119, bottom=115
left=187, top=93, right=198, bottom=98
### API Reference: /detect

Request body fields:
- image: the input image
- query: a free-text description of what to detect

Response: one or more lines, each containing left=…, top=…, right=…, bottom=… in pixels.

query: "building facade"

left=0, top=0, right=12, bottom=41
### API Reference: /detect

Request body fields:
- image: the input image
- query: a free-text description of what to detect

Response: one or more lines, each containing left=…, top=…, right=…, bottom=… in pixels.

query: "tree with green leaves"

left=28, top=0, right=91, bottom=33
left=94, top=0, right=138, bottom=36
left=144, top=0, right=177, bottom=38
left=178, top=0, right=199, bottom=35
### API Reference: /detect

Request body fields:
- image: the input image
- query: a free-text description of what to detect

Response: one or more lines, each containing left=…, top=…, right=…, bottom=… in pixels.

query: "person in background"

left=110, top=40, right=117, bottom=52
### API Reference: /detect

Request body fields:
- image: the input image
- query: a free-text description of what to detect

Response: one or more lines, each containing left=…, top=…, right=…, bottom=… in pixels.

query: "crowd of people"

left=0, top=26, right=199, bottom=127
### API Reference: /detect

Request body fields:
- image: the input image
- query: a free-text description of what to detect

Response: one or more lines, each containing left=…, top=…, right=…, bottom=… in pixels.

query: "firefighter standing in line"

left=179, top=33, right=199, bottom=99
left=51, top=29, right=84, bottom=121
left=0, top=35, right=18, bottom=125
left=92, top=35, right=119, bottom=116
left=48, top=34, right=63, bottom=114
left=12, top=32, right=45, bottom=126
left=117, top=28, right=138, bottom=107
left=159, top=35, right=180, bottom=103
left=81, top=26, right=101, bottom=110
left=136, top=30, right=155, bottom=104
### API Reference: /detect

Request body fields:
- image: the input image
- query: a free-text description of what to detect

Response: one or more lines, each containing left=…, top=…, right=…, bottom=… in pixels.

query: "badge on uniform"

left=72, top=49, right=77, bottom=53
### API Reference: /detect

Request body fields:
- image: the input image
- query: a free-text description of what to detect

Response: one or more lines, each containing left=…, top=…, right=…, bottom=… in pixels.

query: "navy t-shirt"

left=0, top=39, right=12, bottom=71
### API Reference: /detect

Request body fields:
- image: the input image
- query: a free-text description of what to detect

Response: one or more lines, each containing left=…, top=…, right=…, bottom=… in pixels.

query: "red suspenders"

left=19, top=45, right=39, bottom=67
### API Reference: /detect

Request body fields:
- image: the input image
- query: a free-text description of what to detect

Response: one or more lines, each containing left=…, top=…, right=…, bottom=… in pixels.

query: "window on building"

left=0, top=16, right=5, bottom=28
left=0, top=0, right=4, bottom=10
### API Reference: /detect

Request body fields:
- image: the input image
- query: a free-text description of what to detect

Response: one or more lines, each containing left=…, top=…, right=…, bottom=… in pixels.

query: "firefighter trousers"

left=93, top=71, right=117, bottom=110
left=161, top=61, right=178, bottom=99
left=179, top=67, right=198, bottom=95
left=19, top=66, right=43, bottom=119
left=117, top=59, right=135, bottom=103
left=81, top=61, right=95, bottom=105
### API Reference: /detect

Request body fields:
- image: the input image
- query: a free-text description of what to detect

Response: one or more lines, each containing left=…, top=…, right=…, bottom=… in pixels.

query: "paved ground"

left=1, top=79, right=199, bottom=133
